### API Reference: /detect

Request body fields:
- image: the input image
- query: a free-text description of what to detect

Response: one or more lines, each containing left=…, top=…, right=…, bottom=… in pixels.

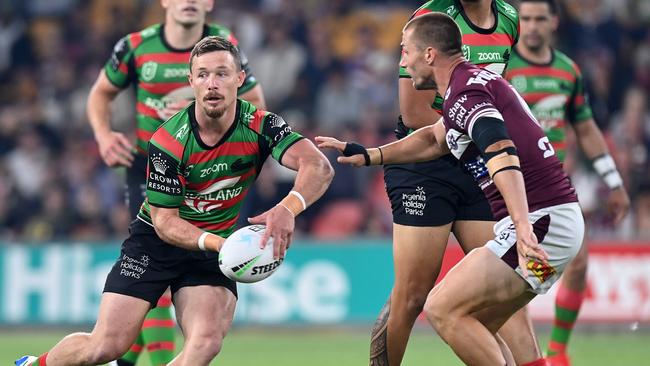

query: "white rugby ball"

left=218, top=225, right=283, bottom=283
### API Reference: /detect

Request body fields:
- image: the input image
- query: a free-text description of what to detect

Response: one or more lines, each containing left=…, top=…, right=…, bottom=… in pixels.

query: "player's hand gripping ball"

left=218, top=225, right=283, bottom=283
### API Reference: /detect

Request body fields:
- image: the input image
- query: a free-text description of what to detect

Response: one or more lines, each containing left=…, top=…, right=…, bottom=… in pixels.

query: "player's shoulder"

left=206, top=23, right=239, bottom=45
left=552, top=49, right=582, bottom=76
left=237, top=99, right=270, bottom=133
left=151, top=105, right=193, bottom=152
left=123, top=24, right=162, bottom=51
left=411, top=0, right=458, bottom=19
left=447, top=64, right=499, bottom=101
left=495, top=0, right=519, bottom=28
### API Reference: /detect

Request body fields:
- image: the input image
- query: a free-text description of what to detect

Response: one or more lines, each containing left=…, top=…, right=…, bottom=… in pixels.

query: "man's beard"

left=414, top=75, right=438, bottom=90
left=523, top=34, right=545, bottom=53
left=203, top=103, right=228, bottom=119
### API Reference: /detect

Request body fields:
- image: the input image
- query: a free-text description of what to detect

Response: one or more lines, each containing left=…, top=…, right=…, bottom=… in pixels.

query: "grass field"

left=2, top=329, right=649, bottom=365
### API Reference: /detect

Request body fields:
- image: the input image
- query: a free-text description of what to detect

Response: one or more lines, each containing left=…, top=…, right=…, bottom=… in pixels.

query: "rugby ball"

left=218, top=225, right=283, bottom=283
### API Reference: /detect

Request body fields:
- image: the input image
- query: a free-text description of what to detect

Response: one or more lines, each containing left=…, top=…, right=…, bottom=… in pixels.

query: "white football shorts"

left=485, top=202, right=585, bottom=294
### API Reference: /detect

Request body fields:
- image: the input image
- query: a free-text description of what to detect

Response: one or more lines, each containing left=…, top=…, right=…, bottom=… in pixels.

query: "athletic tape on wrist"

left=592, top=154, right=623, bottom=189
left=279, top=192, right=305, bottom=217
left=198, top=231, right=210, bottom=251
left=343, top=142, right=370, bottom=166
left=289, top=190, right=307, bottom=210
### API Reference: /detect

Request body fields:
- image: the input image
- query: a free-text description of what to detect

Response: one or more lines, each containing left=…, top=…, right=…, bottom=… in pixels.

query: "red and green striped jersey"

left=399, top=0, right=519, bottom=113
left=137, top=99, right=303, bottom=237
left=104, top=23, right=258, bottom=154
left=505, top=48, right=593, bottom=162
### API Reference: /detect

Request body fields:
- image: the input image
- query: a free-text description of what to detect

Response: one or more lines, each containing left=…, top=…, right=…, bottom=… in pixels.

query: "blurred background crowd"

left=0, top=0, right=649, bottom=242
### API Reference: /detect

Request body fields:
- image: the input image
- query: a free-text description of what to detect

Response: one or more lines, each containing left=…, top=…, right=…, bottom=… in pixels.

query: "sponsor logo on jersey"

left=477, top=52, right=503, bottom=62
left=148, top=172, right=182, bottom=195
left=533, top=79, right=561, bottom=90
left=445, top=129, right=472, bottom=160
left=263, top=114, right=293, bottom=145
left=511, top=75, right=527, bottom=93
left=184, top=177, right=242, bottom=213
left=183, top=164, right=194, bottom=177
left=532, top=95, right=569, bottom=127
left=448, top=94, right=468, bottom=127
left=231, top=158, right=254, bottom=172
left=151, top=153, right=169, bottom=174
left=503, top=3, right=517, bottom=17
left=141, top=61, right=158, bottom=81
left=200, top=162, right=229, bottom=177
left=462, top=44, right=471, bottom=60
left=445, top=5, right=456, bottom=15
left=163, top=67, right=190, bottom=79
left=467, top=70, right=500, bottom=86
left=110, top=38, right=129, bottom=72
left=175, top=124, right=190, bottom=141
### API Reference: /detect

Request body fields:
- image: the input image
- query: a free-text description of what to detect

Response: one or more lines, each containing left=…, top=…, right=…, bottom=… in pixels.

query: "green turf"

left=2, top=329, right=649, bottom=365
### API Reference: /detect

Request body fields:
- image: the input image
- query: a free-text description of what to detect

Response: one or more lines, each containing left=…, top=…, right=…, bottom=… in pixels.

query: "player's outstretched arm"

left=572, top=119, right=630, bottom=223
left=248, top=139, right=334, bottom=259
left=316, top=120, right=449, bottom=166
left=149, top=206, right=226, bottom=252
left=87, top=71, right=134, bottom=167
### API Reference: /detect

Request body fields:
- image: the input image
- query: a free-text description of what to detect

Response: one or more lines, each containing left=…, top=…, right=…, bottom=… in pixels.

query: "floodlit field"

left=2, top=328, right=649, bottom=365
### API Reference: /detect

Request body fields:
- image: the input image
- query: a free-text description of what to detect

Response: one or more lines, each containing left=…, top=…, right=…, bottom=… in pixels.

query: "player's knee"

left=423, top=294, right=452, bottom=333
left=393, top=288, right=428, bottom=316
left=185, top=334, right=225, bottom=360
left=394, top=275, right=435, bottom=313
left=87, top=338, right=132, bottom=364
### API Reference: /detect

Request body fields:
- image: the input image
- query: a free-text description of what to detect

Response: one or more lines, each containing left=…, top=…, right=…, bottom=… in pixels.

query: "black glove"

left=343, top=142, right=370, bottom=166
left=394, top=115, right=410, bottom=140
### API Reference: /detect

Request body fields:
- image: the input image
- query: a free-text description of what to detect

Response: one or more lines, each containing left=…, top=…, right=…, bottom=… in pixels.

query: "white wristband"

left=289, top=190, right=307, bottom=210
left=603, top=171, right=624, bottom=190
left=592, top=154, right=623, bottom=189
left=198, top=232, right=210, bottom=251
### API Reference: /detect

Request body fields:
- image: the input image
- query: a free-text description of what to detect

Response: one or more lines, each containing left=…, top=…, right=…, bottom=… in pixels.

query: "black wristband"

left=343, top=142, right=370, bottom=166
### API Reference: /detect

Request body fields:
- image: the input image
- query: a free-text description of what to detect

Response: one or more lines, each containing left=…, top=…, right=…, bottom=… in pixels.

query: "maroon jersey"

left=442, top=62, right=578, bottom=220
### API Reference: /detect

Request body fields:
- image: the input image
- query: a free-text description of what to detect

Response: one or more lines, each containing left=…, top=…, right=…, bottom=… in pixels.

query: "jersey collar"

left=189, top=99, right=241, bottom=150
left=513, top=47, right=555, bottom=67
left=455, top=0, right=498, bottom=35
left=160, top=23, right=210, bottom=53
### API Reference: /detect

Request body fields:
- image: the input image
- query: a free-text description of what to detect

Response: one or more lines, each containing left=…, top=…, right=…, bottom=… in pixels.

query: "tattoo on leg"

left=370, top=296, right=391, bottom=366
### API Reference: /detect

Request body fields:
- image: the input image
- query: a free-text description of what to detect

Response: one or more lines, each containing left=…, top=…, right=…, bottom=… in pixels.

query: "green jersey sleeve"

left=103, top=36, right=135, bottom=89
left=259, top=113, right=304, bottom=163
left=145, top=138, right=186, bottom=208
left=567, top=64, right=593, bottom=124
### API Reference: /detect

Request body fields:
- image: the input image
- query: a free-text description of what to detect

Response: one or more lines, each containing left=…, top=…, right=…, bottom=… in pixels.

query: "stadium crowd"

left=0, top=0, right=649, bottom=241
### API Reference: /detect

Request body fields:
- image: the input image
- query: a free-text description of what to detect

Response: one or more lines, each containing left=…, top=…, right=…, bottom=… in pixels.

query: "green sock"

left=547, top=284, right=584, bottom=356
left=142, top=296, right=175, bottom=366
left=118, top=333, right=143, bottom=365
left=31, top=352, right=48, bottom=366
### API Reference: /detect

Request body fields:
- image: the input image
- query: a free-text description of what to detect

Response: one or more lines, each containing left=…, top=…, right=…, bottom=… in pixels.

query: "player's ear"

left=425, top=46, right=436, bottom=66
left=205, top=0, right=214, bottom=12
left=237, top=69, right=245, bottom=88
left=160, top=0, right=169, bottom=10
left=551, top=15, right=559, bottom=31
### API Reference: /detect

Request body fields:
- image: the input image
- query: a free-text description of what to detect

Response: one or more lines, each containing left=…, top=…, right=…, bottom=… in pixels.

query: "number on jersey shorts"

left=485, top=202, right=584, bottom=294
